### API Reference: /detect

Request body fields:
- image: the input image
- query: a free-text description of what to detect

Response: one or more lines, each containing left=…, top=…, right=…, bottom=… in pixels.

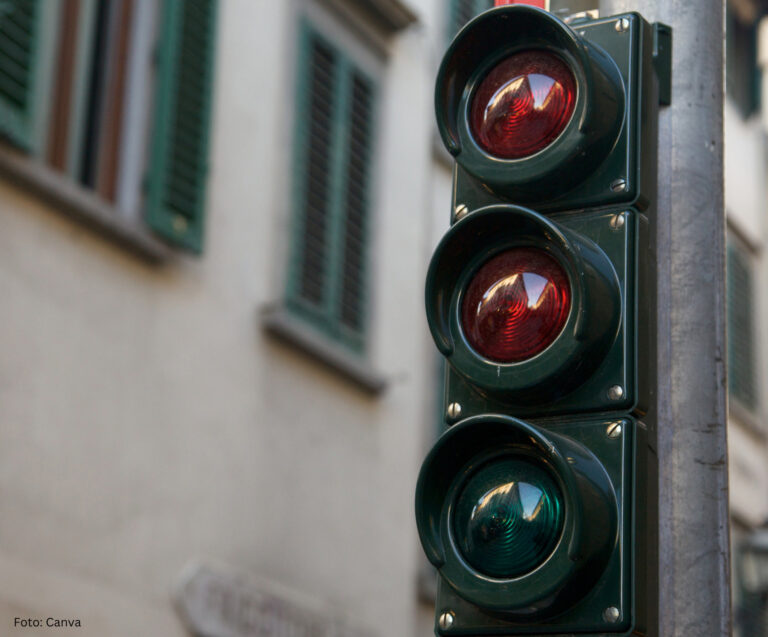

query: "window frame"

left=0, top=0, right=218, bottom=258
left=261, top=0, right=388, bottom=395
left=284, top=11, right=381, bottom=356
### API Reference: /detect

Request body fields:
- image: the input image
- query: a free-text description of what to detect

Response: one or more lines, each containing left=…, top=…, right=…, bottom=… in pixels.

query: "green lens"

left=453, top=457, right=564, bottom=578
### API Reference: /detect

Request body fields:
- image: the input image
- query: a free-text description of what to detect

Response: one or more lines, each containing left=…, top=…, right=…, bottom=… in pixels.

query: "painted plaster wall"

left=724, top=99, right=768, bottom=527
left=0, top=0, right=441, bottom=635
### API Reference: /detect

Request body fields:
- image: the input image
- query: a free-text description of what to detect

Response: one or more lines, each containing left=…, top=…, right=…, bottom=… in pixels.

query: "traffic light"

left=416, top=5, right=671, bottom=635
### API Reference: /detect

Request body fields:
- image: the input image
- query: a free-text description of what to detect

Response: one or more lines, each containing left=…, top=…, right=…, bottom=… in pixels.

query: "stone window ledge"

left=358, top=0, right=418, bottom=32
left=261, top=304, right=387, bottom=396
left=0, top=145, right=171, bottom=263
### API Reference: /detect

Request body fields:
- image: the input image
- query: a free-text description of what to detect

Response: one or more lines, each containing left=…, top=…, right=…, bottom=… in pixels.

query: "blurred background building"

left=726, top=0, right=768, bottom=634
left=0, top=0, right=767, bottom=635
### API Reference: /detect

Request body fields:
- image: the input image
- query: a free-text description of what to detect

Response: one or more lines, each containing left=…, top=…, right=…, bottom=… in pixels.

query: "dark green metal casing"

left=435, top=7, right=667, bottom=213
left=426, top=205, right=635, bottom=416
left=416, top=414, right=648, bottom=633
left=418, top=5, right=668, bottom=637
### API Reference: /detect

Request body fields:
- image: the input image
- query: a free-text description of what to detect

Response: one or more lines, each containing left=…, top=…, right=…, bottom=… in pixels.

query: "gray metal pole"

left=597, top=1, right=731, bottom=635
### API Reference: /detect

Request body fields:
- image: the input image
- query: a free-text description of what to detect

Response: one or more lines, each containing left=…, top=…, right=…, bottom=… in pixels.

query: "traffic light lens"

left=453, top=456, right=564, bottom=578
left=461, top=248, right=571, bottom=362
left=470, top=50, right=576, bottom=159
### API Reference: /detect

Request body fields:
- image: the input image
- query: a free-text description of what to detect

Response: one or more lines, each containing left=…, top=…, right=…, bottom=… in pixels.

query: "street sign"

left=175, top=562, right=373, bottom=637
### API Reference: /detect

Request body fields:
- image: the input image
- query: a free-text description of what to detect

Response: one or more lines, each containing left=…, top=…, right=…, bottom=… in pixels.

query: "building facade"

left=726, top=0, right=768, bottom=633
left=0, top=0, right=449, bottom=634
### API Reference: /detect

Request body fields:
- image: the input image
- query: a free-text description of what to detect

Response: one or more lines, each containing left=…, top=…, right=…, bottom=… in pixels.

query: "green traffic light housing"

left=416, top=415, right=628, bottom=625
left=425, top=204, right=632, bottom=413
left=436, top=6, right=663, bottom=212
left=419, top=5, right=669, bottom=636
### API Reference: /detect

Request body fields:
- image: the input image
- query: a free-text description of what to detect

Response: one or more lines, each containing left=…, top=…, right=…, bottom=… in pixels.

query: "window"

left=727, top=237, right=758, bottom=412
left=447, top=0, right=494, bottom=40
left=0, top=0, right=44, bottom=150
left=0, top=0, right=218, bottom=253
left=726, top=2, right=761, bottom=119
left=285, top=20, right=377, bottom=354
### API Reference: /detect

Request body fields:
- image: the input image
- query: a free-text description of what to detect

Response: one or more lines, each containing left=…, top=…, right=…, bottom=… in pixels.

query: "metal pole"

left=598, top=0, right=731, bottom=635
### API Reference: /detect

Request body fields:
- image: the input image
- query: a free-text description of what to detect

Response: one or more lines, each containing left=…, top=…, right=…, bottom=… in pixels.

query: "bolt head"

left=615, top=17, right=630, bottom=32
left=446, top=403, right=462, bottom=421
left=607, top=422, right=623, bottom=439
left=603, top=606, right=620, bottom=623
left=438, top=611, right=455, bottom=630
left=607, top=385, right=625, bottom=401
left=454, top=204, right=468, bottom=220
left=611, top=178, right=627, bottom=192
left=609, top=214, right=625, bottom=230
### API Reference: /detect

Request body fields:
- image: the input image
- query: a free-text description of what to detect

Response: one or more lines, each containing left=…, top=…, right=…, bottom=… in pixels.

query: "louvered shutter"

left=0, top=0, right=40, bottom=149
left=146, top=0, right=217, bottom=253
left=294, top=35, right=337, bottom=309
left=288, top=25, right=377, bottom=353
left=338, top=71, right=373, bottom=334
left=727, top=242, right=757, bottom=410
left=726, top=4, right=760, bottom=119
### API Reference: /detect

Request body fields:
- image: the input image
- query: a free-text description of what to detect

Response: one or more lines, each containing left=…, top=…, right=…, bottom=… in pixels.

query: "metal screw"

left=607, top=421, right=623, bottom=439
left=609, top=213, right=625, bottom=230
left=446, top=403, right=462, bottom=421
left=454, top=204, right=469, bottom=221
left=611, top=178, right=627, bottom=192
left=608, top=385, right=625, bottom=401
left=603, top=606, right=620, bottom=623
left=615, top=17, right=630, bottom=32
left=438, top=611, right=455, bottom=630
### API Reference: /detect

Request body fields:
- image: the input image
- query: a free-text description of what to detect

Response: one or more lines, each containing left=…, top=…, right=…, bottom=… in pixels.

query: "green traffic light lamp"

left=415, top=414, right=632, bottom=628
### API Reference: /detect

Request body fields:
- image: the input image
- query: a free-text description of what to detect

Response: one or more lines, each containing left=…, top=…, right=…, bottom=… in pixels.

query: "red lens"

left=461, top=248, right=571, bottom=363
left=470, top=50, right=576, bottom=159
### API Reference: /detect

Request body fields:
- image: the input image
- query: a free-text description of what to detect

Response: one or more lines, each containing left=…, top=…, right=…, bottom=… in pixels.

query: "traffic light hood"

left=435, top=5, right=625, bottom=201
left=425, top=205, right=621, bottom=403
left=415, top=415, right=619, bottom=617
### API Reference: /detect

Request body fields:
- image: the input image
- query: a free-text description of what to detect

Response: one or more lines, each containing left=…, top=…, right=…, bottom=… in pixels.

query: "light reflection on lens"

left=470, top=50, right=577, bottom=159
left=453, top=457, right=564, bottom=578
left=461, top=248, right=571, bottom=362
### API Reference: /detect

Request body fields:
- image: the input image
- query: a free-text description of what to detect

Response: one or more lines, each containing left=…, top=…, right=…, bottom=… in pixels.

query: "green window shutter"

left=0, top=0, right=41, bottom=149
left=448, top=0, right=493, bottom=40
left=727, top=242, right=757, bottom=410
left=294, top=33, right=337, bottom=308
left=288, top=24, right=377, bottom=353
left=726, top=4, right=760, bottom=119
left=146, top=0, right=217, bottom=253
left=338, top=70, right=374, bottom=334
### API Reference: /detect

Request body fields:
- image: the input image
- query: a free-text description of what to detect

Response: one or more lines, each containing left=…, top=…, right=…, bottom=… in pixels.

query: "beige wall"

left=724, top=96, right=768, bottom=527
left=0, top=0, right=442, bottom=635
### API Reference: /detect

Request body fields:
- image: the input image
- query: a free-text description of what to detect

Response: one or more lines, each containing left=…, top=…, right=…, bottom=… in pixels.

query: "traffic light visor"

left=435, top=5, right=624, bottom=200
left=415, top=415, right=619, bottom=615
left=425, top=205, right=621, bottom=402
